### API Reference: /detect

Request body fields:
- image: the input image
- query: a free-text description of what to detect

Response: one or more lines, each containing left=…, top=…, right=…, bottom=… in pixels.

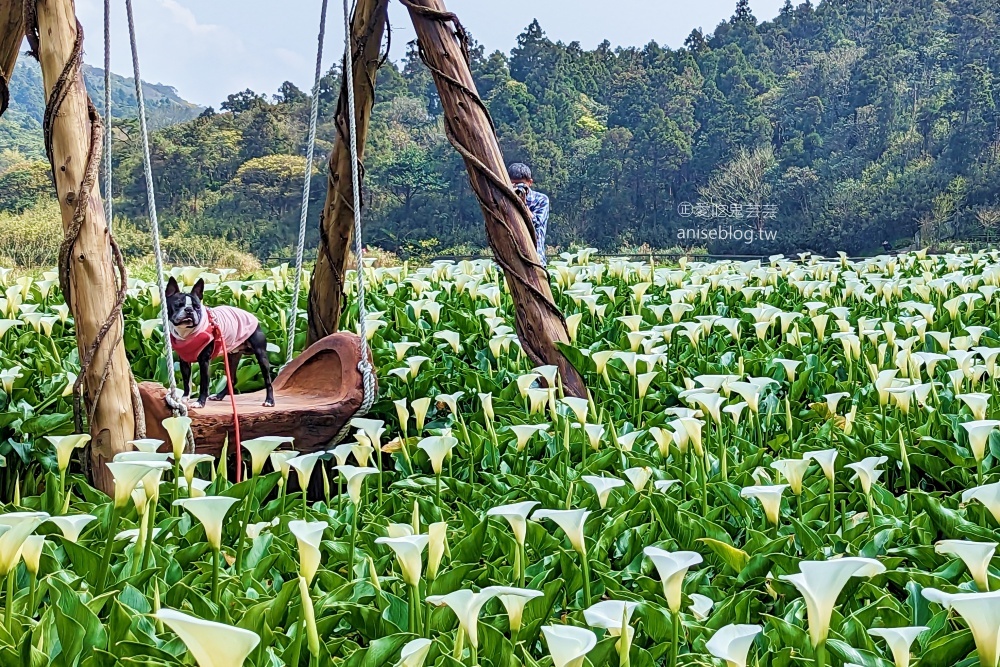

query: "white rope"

left=287, top=0, right=329, bottom=365
left=124, top=0, right=191, bottom=443
left=331, top=0, right=376, bottom=443
left=102, top=0, right=112, bottom=230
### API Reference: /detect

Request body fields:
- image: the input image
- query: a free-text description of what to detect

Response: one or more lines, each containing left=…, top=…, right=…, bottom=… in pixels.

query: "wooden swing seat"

left=138, top=332, right=374, bottom=457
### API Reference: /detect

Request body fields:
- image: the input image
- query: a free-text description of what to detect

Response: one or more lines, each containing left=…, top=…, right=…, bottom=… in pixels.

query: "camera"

left=513, top=183, right=530, bottom=198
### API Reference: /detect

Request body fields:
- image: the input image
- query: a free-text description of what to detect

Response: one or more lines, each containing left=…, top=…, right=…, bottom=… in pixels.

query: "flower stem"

left=409, top=583, right=422, bottom=635
left=698, top=455, right=708, bottom=516
left=3, top=570, right=13, bottom=631
left=212, top=548, right=221, bottom=607
left=26, top=575, right=35, bottom=619
left=580, top=551, right=592, bottom=608
left=171, top=460, right=181, bottom=516
left=453, top=626, right=465, bottom=661
left=141, top=500, right=156, bottom=573
left=866, top=492, right=876, bottom=533
left=816, top=640, right=827, bottom=667
left=348, top=501, right=359, bottom=579
left=435, top=473, right=442, bottom=513
left=58, top=469, right=67, bottom=515
left=827, top=477, right=836, bottom=534
left=97, top=504, right=122, bottom=592
left=234, top=474, right=259, bottom=573
left=669, top=609, right=680, bottom=667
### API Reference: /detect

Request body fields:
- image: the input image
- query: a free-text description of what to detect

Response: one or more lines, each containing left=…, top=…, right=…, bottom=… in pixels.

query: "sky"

left=58, top=0, right=787, bottom=107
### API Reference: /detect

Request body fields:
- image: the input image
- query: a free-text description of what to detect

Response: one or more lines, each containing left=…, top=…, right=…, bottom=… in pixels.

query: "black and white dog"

left=164, top=277, right=275, bottom=408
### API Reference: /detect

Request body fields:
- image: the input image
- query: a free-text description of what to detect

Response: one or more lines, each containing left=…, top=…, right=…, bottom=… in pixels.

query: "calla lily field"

left=5, top=250, right=1000, bottom=665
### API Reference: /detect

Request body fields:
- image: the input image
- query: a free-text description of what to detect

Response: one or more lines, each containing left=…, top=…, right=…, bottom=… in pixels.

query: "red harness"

left=171, top=309, right=245, bottom=482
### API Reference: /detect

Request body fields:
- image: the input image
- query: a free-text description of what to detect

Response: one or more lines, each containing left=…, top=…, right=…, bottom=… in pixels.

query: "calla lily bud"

left=427, top=521, right=447, bottom=580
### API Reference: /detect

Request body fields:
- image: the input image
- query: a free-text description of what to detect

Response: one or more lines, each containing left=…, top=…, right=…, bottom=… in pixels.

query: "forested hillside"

left=0, top=58, right=203, bottom=160
left=3, top=0, right=1000, bottom=263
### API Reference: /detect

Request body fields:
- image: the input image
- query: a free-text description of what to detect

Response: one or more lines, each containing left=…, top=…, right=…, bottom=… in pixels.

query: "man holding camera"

left=508, top=162, right=550, bottom=265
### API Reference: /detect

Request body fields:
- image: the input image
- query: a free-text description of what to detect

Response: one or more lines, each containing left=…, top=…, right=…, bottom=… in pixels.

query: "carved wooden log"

left=139, top=333, right=371, bottom=456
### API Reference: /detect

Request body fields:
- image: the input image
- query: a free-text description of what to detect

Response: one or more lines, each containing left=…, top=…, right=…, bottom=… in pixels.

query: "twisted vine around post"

left=23, top=5, right=145, bottom=439
left=397, top=0, right=566, bottom=328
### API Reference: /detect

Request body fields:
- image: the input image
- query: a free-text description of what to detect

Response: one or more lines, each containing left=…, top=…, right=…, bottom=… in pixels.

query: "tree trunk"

left=401, top=0, right=586, bottom=397
left=307, top=0, right=388, bottom=345
left=0, top=1, right=24, bottom=116
left=29, top=0, right=136, bottom=493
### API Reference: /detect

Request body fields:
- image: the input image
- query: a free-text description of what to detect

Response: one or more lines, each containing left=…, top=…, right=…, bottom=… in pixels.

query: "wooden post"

left=307, top=0, right=388, bottom=345
left=27, top=0, right=137, bottom=493
left=401, top=0, right=586, bottom=397
left=0, top=1, right=24, bottom=116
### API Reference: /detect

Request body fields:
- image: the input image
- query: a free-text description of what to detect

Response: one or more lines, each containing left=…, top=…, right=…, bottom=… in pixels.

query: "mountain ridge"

left=0, top=57, right=204, bottom=158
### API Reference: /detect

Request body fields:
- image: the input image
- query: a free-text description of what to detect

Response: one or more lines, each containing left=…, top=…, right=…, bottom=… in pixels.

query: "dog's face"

left=165, top=277, right=205, bottom=338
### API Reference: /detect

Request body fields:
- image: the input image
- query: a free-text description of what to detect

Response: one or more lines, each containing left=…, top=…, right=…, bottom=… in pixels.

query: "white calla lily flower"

left=962, top=420, right=1000, bottom=462
left=396, top=638, right=432, bottom=667
left=287, top=452, right=325, bottom=491
left=156, top=608, right=260, bottom=667
left=964, top=482, right=1000, bottom=524
left=935, top=539, right=996, bottom=591
left=779, top=557, right=887, bottom=647
left=489, top=585, right=544, bottom=633
left=174, top=496, right=239, bottom=551
left=417, top=436, right=457, bottom=474
left=582, top=475, right=626, bottom=509
left=241, top=437, right=293, bottom=477
left=804, top=449, right=838, bottom=483
left=688, top=593, right=714, bottom=620
left=705, top=624, right=763, bottom=667
left=486, top=501, right=539, bottom=547
left=425, top=588, right=498, bottom=649
left=922, top=589, right=1000, bottom=667
left=45, top=434, right=91, bottom=473
left=334, top=465, right=379, bottom=504
left=532, top=508, right=590, bottom=555
left=541, top=625, right=598, bottom=667
left=162, top=416, right=193, bottom=460
left=740, top=485, right=787, bottom=526
left=868, top=626, right=929, bottom=667
left=770, top=459, right=811, bottom=496
left=375, top=534, right=429, bottom=586
left=643, top=547, right=702, bottom=612
left=289, top=520, right=327, bottom=585
left=845, top=456, right=888, bottom=496
left=46, top=514, right=96, bottom=543
left=107, top=461, right=171, bottom=509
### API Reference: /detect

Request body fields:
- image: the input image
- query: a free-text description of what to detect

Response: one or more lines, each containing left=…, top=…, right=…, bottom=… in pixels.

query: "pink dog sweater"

left=170, top=306, right=259, bottom=364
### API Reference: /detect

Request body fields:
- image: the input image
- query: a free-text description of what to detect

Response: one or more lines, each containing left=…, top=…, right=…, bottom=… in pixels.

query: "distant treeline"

left=3, top=0, right=1000, bottom=261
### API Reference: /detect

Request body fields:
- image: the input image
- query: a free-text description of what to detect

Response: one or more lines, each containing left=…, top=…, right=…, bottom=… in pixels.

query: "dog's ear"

left=165, top=277, right=179, bottom=298
left=191, top=279, right=205, bottom=301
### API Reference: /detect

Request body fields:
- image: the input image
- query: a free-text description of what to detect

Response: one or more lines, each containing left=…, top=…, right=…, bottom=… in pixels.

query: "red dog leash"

left=207, top=309, right=243, bottom=483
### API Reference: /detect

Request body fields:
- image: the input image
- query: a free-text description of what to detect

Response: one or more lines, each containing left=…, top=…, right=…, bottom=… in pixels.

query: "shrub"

left=0, top=198, right=62, bottom=268
left=160, top=233, right=261, bottom=273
